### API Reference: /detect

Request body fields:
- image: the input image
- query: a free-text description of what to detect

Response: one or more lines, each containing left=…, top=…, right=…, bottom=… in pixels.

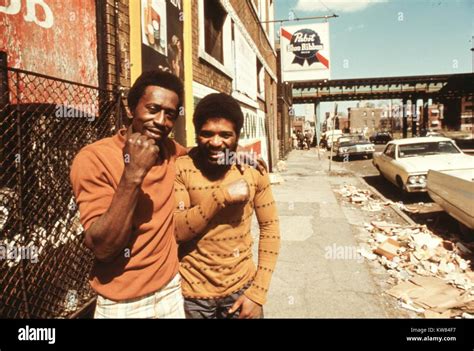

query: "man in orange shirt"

left=70, top=70, right=187, bottom=318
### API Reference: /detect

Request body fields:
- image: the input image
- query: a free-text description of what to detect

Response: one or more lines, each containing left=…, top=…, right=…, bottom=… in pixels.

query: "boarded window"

left=204, top=0, right=226, bottom=64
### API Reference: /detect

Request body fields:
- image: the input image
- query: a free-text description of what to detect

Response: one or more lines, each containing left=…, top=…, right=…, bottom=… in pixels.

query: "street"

left=331, top=144, right=470, bottom=241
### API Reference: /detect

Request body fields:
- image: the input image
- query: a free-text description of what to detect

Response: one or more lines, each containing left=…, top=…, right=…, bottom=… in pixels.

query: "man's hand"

left=228, top=295, right=263, bottom=319
left=235, top=152, right=268, bottom=175
left=123, top=131, right=160, bottom=183
left=223, top=178, right=250, bottom=204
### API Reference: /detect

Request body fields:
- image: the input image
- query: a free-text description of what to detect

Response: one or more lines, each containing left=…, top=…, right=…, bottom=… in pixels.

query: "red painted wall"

left=0, top=0, right=98, bottom=87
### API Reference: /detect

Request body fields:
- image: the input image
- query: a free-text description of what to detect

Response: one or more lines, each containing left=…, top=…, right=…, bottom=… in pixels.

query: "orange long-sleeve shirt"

left=174, top=154, right=280, bottom=305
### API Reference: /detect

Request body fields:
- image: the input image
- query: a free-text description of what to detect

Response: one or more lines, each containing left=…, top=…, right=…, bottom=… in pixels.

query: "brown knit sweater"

left=174, top=154, right=280, bottom=305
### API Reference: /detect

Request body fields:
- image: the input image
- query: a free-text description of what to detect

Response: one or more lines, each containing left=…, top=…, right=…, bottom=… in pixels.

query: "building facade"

left=460, top=96, right=473, bottom=132
left=348, top=107, right=384, bottom=135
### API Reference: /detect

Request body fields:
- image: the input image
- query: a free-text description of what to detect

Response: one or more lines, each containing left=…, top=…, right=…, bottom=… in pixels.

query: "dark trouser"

left=184, top=285, right=264, bottom=319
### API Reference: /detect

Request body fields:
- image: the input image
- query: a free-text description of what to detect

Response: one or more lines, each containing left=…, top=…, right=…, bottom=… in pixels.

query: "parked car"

left=424, top=131, right=445, bottom=137
left=325, top=129, right=344, bottom=150
left=427, top=169, right=474, bottom=239
left=372, top=137, right=473, bottom=193
left=369, top=132, right=393, bottom=144
left=334, top=134, right=375, bottom=160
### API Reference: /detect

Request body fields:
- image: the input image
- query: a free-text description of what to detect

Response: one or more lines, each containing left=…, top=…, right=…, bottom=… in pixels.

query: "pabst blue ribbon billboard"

left=280, top=23, right=330, bottom=82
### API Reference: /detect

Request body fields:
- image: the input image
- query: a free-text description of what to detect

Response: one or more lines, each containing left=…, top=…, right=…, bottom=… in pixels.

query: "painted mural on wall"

left=239, top=107, right=269, bottom=167
left=0, top=0, right=98, bottom=87
left=140, top=0, right=183, bottom=81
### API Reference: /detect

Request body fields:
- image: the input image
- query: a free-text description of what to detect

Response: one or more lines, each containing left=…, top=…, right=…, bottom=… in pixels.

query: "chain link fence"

left=0, top=65, right=123, bottom=318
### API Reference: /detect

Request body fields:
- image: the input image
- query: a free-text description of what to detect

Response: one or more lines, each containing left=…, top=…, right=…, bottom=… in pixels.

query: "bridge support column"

left=412, top=99, right=418, bottom=137
left=402, top=98, right=408, bottom=138
left=314, top=102, right=320, bottom=146
left=422, top=99, right=429, bottom=133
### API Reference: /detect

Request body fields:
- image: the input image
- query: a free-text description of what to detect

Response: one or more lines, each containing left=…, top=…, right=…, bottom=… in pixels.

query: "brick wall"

left=100, top=0, right=131, bottom=91
left=229, top=0, right=277, bottom=75
left=191, top=1, right=232, bottom=94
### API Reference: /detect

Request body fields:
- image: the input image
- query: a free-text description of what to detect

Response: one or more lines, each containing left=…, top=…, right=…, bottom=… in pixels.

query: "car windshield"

left=398, top=141, right=460, bottom=158
left=339, top=135, right=367, bottom=144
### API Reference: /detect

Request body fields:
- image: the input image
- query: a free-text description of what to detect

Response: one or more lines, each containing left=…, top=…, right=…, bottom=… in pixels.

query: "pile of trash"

left=335, top=185, right=386, bottom=212
left=336, top=184, right=439, bottom=214
left=361, top=221, right=474, bottom=318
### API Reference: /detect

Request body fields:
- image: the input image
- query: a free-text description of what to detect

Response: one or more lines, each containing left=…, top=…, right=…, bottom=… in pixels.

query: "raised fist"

left=223, top=178, right=250, bottom=204
left=123, top=132, right=160, bottom=182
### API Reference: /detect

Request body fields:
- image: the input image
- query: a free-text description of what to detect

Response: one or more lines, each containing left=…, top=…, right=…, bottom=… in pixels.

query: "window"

left=204, top=0, right=226, bottom=64
left=384, top=144, right=396, bottom=158
left=397, top=142, right=460, bottom=158
left=257, top=59, right=265, bottom=97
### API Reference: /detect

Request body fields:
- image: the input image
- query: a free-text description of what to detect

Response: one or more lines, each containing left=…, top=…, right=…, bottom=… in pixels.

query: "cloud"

left=295, top=0, right=389, bottom=13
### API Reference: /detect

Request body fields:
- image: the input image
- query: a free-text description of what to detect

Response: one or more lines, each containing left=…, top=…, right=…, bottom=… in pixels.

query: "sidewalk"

left=254, top=149, right=404, bottom=318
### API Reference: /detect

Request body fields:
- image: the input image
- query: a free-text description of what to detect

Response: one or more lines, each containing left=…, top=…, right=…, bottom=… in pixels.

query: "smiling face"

left=131, top=85, right=179, bottom=143
left=197, top=117, right=238, bottom=167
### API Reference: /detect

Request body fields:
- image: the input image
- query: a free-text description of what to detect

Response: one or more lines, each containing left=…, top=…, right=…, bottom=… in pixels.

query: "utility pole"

left=329, top=103, right=338, bottom=172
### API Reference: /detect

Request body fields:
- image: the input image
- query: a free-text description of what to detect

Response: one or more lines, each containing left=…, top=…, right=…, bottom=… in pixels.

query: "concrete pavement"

left=252, top=149, right=406, bottom=318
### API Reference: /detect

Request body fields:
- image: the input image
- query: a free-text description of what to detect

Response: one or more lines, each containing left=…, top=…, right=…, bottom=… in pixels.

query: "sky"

left=273, top=0, right=473, bottom=118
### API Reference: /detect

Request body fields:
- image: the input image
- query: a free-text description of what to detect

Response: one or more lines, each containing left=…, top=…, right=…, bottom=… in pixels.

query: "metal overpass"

left=291, top=72, right=473, bottom=137
left=292, top=73, right=473, bottom=103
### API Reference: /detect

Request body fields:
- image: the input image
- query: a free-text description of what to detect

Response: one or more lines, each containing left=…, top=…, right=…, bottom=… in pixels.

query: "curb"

left=353, top=173, right=418, bottom=226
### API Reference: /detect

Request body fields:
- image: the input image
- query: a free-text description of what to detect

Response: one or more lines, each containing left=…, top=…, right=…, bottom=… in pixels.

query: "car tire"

left=459, top=223, right=474, bottom=242
left=396, top=175, right=406, bottom=192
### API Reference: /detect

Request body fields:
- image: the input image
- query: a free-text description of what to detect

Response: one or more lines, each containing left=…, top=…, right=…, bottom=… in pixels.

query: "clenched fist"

left=123, top=132, right=160, bottom=183
left=223, top=178, right=250, bottom=204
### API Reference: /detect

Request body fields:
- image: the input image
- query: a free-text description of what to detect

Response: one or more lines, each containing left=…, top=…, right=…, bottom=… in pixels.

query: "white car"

left=325, top=130, right=343, bottom=150
left=334, top=134, right=375, bottom=159
left=372, top=137, right=474, bottom=193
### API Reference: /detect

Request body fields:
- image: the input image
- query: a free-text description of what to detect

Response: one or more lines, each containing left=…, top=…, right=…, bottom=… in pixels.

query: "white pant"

left=94, top=274, right=185, bottom=318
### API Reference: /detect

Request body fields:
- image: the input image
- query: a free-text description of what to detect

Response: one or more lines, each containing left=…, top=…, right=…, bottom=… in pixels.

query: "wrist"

left=122, top=169, right=146, bottom=186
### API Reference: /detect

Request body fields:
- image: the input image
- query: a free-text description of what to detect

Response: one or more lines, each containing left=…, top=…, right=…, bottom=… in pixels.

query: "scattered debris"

left=375, top=238, right=401, bottom=260
left=269, top=173, right=284, bottom=185
left=275, top=160, right=287, bottom=173
left=388, top=276, right=474, bottom=315
left=358, top=247, right=377, bottom=261
left=366, top=221, right=474, bottom=318
left=456, top=242, right=472, bottom=255
left=336, top=184, right=474, bottom=318
left=336, top=185, right=392, bottom=212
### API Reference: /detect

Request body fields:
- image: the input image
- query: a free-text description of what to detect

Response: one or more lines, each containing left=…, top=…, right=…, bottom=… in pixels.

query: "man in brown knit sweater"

left=174, top=93, right=280, bottom=318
